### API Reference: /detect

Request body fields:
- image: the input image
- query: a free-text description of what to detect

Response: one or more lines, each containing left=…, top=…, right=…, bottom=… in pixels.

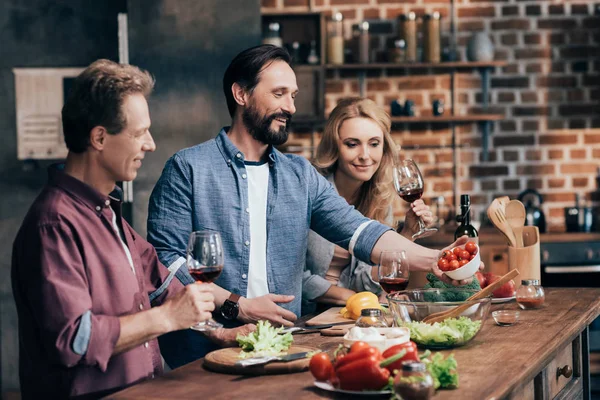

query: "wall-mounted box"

left=13, top=68, right=83, bottom=160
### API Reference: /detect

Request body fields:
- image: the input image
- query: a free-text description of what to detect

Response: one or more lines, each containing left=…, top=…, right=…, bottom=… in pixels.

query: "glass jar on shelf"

left=516, top=279, right=545, bottom=309
left=389, top=39, right=406, bottom=63
left=398, top=12, right=417, bottom=62
left=423, top=12, right=441, bottom=63
left=262, top=22, right=283, bottom=47
left=393, top=361, right=435, bottom=400
left=355, top=308, right=388, bottom=328
left=327, top=12, right=344, bottom=64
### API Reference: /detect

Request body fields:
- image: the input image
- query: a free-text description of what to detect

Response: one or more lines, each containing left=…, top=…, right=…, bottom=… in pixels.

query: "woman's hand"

left=400, top=199, right=434, bottom=240
left=431, top=235, right=485, bottom=286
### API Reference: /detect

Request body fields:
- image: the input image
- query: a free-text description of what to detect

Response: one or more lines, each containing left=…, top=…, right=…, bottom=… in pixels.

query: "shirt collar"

left=48, top=163, right=121, bottom=215
left=216, top=127, right=278, bottom=167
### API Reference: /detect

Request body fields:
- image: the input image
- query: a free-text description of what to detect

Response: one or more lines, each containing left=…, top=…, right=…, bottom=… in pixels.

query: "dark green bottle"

left=454, top=194, right=478, bottom=240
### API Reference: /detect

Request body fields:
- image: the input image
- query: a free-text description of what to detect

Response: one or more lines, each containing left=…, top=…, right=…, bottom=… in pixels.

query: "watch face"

left=221, top=300, right=238, bottom=320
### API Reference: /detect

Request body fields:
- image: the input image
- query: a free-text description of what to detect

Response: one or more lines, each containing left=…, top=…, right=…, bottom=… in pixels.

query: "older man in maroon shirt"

left=11, top=60, right=251, bottom=399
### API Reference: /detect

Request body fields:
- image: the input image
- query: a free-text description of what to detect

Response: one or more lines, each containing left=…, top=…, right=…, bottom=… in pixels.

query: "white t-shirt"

left=245, top=161, right=270, bottom=298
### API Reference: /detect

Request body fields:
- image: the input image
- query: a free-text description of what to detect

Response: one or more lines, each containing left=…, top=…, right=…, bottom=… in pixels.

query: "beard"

left=242, top=104, right=291, bottom=146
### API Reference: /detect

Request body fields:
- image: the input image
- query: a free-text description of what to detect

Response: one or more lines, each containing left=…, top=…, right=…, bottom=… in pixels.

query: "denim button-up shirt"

left=148, top=128, right=391, bottom=317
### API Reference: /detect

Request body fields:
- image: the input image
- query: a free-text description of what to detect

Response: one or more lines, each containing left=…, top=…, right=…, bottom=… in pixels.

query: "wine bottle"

left=454, top=194, right=478, bottom=241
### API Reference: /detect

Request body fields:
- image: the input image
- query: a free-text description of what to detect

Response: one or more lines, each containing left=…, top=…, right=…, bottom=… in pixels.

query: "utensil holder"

left=508, top=226, right=540, bottom=289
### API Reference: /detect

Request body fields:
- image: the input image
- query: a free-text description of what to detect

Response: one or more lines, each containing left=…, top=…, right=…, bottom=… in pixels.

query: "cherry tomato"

left=458, top=250, right=471, bottom=261
left=309, top=353, right=333, bottom=381
left=465, top=242, right=478, bottom=254
left=469, top=254, right=476, bottom=261
left=350, top=341, right=370, bottom=354
left=459, top=259, right=469, bottom=267
left=437, top=258, right=449, bottom=270
left=448, top=260, right=460, bottom=271
left=453, top=247, right=463, bottom=256
left=445, top=253, right=457, bottom=262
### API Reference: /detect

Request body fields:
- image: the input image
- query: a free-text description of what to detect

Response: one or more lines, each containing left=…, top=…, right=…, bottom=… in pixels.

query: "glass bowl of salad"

left=387, top=288, right=492, bottom=349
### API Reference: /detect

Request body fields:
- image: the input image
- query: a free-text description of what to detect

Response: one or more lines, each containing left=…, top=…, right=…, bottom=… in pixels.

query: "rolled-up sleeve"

left=147, top=154, right=195, bottom=286
left=302, top=268, right=332, bottom=301
left=307, top=167, right=391, bottom=264
left=23, top=222, right=120, bottom=372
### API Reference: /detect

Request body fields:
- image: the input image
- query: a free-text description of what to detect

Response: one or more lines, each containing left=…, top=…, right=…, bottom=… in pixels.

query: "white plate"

left=492, top=296, right=515, bottom=304
left=314, top=381, right=392, bottom=396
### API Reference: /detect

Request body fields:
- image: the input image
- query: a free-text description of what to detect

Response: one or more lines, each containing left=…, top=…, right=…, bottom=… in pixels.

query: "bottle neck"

left=460, top=204, right=471, bottom=225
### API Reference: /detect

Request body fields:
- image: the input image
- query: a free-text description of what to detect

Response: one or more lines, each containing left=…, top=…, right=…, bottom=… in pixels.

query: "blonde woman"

left=302, top=98, right=434, bottom=313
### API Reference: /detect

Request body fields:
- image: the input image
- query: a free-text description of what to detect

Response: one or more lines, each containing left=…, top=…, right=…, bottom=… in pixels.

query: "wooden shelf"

left=325, top=61, right=507, bottom=70
left=391, top=114, right=504, bottom=123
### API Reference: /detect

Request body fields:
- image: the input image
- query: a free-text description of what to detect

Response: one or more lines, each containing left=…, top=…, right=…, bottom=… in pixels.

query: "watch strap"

left=227, top=293, right=241, bottom=304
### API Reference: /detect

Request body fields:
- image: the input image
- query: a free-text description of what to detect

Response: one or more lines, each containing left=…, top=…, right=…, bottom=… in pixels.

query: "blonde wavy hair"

left=314, top=97, right=398, bottom=224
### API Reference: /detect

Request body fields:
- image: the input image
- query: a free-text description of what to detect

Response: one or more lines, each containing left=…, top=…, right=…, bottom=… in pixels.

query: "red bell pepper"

left=336, top=355, right=390, bottom=391
left=381, top=341, right=419, bottom=373
left=334, top=346, right=381, bottom=371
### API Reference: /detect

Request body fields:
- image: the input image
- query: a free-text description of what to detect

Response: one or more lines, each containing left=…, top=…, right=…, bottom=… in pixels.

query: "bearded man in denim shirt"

left=147, top=45, right=472, bottom=368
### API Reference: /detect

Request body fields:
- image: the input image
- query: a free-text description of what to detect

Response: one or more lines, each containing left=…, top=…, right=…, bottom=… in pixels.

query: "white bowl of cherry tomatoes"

left=437, top=241, right=480, bottom=281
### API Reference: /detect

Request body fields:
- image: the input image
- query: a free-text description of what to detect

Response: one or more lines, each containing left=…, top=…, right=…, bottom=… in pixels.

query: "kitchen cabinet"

left=108, top=288, right=600, bottom=399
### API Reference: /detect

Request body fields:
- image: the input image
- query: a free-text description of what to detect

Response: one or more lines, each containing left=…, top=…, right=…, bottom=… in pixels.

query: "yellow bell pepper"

left=340, top=291, right=380, bottom=320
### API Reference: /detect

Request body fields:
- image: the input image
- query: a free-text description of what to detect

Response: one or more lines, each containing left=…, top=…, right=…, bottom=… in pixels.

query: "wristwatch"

left=221, top=293, right=241, bottom=320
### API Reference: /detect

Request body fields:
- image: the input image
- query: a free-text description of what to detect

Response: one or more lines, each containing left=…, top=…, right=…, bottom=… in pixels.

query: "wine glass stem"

left=418, top=217, right=426, bottom=230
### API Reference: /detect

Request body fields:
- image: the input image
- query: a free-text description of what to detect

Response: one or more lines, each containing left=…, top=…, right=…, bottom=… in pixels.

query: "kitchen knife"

left=281, top=320, right=355, bottom=334
left=235, top=351, right=312, bottom=367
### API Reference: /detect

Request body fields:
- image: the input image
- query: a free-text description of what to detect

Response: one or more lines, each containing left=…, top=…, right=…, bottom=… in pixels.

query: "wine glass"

left=377, top=250, right=410, bottom=293
left=393, top=159, right=437, bottom=239
left=187, top=230, right=224, bottom=331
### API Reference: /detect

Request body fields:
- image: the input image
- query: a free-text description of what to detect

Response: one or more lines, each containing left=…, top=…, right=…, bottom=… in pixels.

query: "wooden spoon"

left=506, top=200, right=526, bottom=248
left=487, top=198, right=517, bottom=247
left=422, top=269, right=520, bottom=324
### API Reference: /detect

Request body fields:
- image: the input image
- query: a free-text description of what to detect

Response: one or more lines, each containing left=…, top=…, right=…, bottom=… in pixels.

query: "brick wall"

left=262, top=0, right=600, bottom=232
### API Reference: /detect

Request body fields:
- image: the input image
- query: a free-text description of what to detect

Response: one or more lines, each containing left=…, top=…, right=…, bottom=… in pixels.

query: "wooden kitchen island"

left=107, top=288, right=600, bottom=399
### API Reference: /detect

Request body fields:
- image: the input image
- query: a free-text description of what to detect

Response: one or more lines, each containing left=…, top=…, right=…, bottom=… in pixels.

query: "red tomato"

left=488, top=275, right=516, bottom=298
left=448, top=260, right=460, bottom=271
left=350, top=341, right=370, bottom=354
left=458, top=250, right=471, bottom=261
left=459, top=259, right=469, bottom=267
left=445, top=253, right=457, bottom=262
left=309, top=353, right=333, bottom=381
left=437, top=258, right=449, bottom=270
left=453, top=247, right=463, bottom=256
left=465, top=242, right=478, bottom=254
left=475, top=271, right=487, bottom=288
left=469, top=254, right=476, bottom=261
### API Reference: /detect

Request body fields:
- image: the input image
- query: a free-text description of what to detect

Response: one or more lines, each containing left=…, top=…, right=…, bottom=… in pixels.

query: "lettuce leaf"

left=403, top=317, right=481, bottom=347
left=236, top=320, right=293, bottom=359
left=420, top=351, right=459, bottom=389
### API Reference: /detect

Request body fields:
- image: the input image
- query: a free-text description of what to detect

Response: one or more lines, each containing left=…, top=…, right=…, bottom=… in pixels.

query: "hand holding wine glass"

left=377, top=250, right=410, bottom=293
left=187, top=230, right=224, bottom=331
left=394, top=159, right=437, bottom=239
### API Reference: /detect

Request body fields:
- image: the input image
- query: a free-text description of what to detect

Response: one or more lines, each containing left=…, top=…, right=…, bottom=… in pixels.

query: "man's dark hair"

left=61, top=59, right=155, bottom=153
left=223, top=45, right=292, bottom=118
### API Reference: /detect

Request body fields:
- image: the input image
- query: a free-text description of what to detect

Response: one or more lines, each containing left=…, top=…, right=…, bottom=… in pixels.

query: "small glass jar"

left=262, top=23, right=283, bottom=47
left=516, top=279, right=545, bottom=309
left=355, top=308, right=388, bottom=328
left=389, top=39, right=406, bottom=63
left=393, top=361, right=434, bottom=400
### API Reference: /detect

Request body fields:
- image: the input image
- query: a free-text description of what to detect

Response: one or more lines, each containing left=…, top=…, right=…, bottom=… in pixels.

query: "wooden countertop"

left=107, top=288, right=600, bottom=400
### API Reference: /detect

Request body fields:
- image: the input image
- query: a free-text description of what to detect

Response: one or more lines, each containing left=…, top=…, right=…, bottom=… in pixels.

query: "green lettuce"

left=236, top=320, right=293, bottom=359
left=420, top=350, right=459, bottom=389
left=403, top=317, right=481, bottom=347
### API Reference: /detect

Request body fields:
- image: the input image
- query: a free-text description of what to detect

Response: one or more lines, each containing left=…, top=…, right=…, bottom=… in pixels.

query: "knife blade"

left=235, top=351, right=311, bottom=367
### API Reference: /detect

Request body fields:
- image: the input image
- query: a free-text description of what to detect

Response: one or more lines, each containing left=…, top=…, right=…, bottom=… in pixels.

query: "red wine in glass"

left=187, top=230, right=224, bottom=331
left=189, top=266, right=223, bottom=283
left=393, top=159, right=437, bottom=239
left=399, top=189, right=423, bottom=203
left=379, top=277, right=409, bottom=293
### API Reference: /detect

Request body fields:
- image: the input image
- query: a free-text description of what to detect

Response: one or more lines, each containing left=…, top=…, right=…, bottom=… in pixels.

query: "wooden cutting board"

left=203, top=345, right=317, bottom=376
left=305, top=307, right=354, bottom=326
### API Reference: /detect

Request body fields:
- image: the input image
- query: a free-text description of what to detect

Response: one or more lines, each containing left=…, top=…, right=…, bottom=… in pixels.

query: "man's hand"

left=203, top=324, right=257, bottom=347
left=432, top=236, right=485, bottom=286
left=238, top=294, right=297, bottom=327
left=161, top=283, right=215, bottom=332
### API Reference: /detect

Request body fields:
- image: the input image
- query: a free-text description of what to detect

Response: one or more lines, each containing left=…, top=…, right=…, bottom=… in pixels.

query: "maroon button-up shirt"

left=12, top=165, right=183, bottom=399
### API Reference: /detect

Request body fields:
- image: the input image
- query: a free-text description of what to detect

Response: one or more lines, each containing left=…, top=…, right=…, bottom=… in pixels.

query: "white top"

left=245, top=162, right=270, bottom=298
left=110, top=206, right=135, bottom=275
